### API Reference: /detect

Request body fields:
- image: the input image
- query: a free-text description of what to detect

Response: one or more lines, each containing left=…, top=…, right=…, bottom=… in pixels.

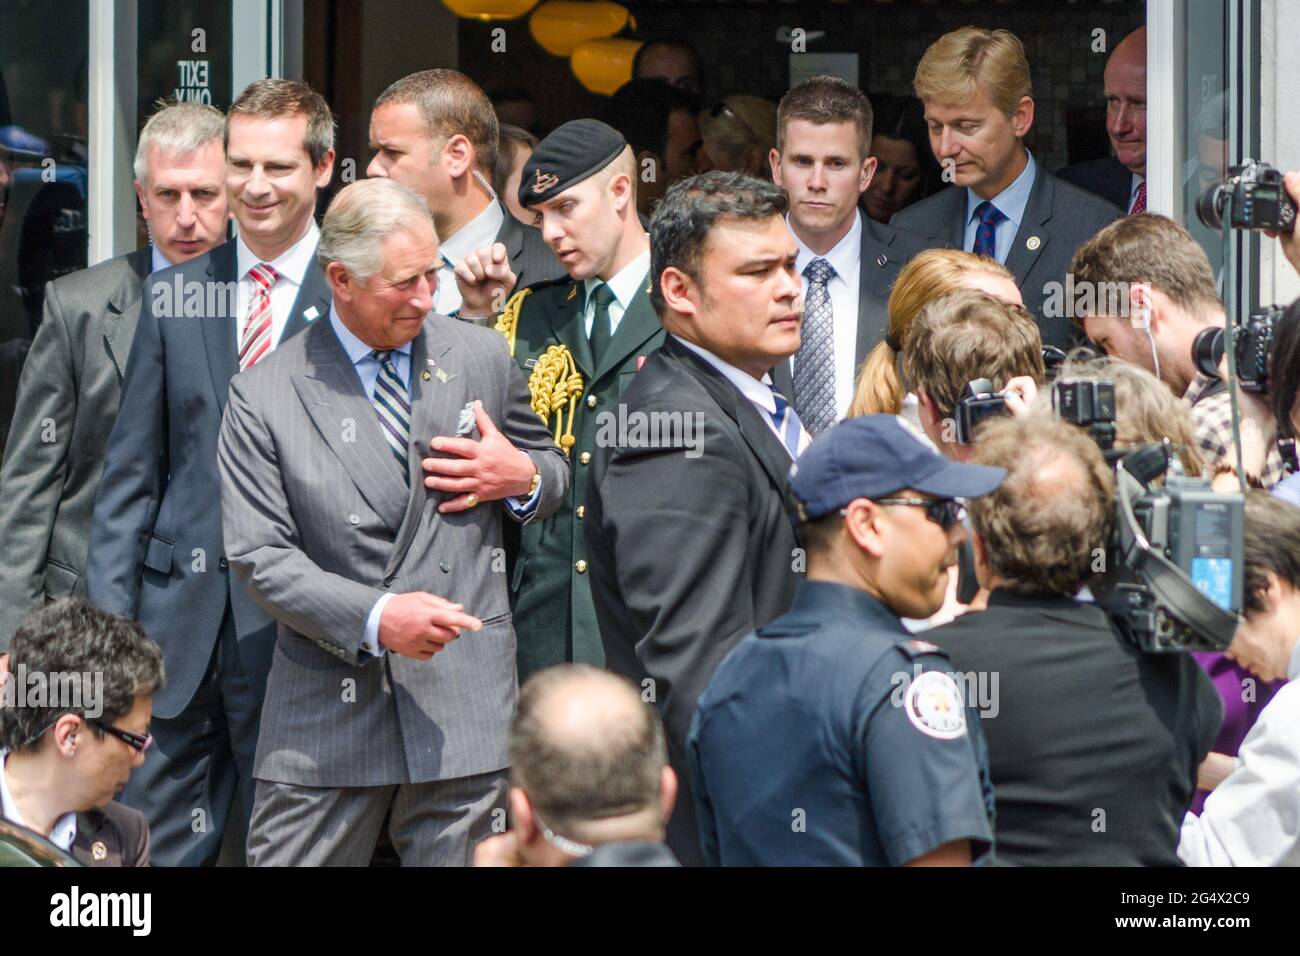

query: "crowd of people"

left=1, top=22, right=1298, bottom=869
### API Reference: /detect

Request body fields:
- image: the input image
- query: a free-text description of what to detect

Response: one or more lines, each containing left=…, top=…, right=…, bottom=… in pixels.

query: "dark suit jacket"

left=1057, top=155, right=1134, bottom=212
left=891, top=162, right=1123, bottom=348
left=85, top=239, right=331, bottom=719
left=0, top=249, right=150, bottom=647
left=584, top=334, right=803, bottom=865
left=71, top=802, right=150, bottom=867
left=0, top=338, right=30, bottom=466
left=494, top=203, right=565, bottom=291
left=569, top=840, right=680, bottom=867
left=770, top=213, right=928, bottom=400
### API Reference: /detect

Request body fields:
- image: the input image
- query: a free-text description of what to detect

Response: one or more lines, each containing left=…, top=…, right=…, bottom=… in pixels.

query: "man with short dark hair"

left=584, top=171, right=805, bottom=865
left=367, top=69, right=560, bottom=318
left=474, top=665, right=679, bottom=867
left=86, top=78, right=336, bottom=866
left=0, top=598, right=164, bottom=866
left=893, top=26, right=1121, bottom=346
left=690, top=416, right=1003, bottom=866
left=632, top=39, right=703, bottom=96
left=605, top=79, right=702, bottom=218
left=903, top=288, right=1045, bottom=461
left=768, top=76, right=928, bottom=434
left=931, top=413, right=1223, bottom=865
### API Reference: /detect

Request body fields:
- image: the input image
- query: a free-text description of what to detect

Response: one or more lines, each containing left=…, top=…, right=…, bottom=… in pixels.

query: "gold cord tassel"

left=494, top=288, right=532, bottom=356
left=528, top=345, right=585, bottom=456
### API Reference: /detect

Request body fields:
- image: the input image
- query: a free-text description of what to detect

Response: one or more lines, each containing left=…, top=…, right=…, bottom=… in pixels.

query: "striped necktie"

left=768, top=384, right=811, bottom=460
left=238, top=263, right=279, bottom=370
left=371, top=350, right=411, bottom=479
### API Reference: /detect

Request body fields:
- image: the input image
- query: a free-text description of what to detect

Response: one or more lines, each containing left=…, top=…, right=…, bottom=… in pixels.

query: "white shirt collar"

left=789, top=208, right=861, bottom=283
left=328, top=305, right=413, bottom=365
left=583, top=247, right=651, bottom=311
left=0, top=750, right=78, bottom=852
left=236, top=218, right=320, bottom=285
left=440, top=200, right=505, bottom=267
left=671, top=334, right=777, bottom=414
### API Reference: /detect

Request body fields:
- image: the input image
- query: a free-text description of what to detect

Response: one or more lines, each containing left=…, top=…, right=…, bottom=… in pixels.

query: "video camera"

left=1051, top=380, right=1244, bottom=653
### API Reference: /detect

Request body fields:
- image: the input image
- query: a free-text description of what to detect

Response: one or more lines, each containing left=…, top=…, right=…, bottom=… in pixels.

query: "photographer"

left=903, top=289, right=1045, bottom=462
left=930, top=413, right=1223, bottom=865
left=1179, top=492, right=1300, bottom=866
left=1070, top=213, right=1289, bottom=486
left=0, top=598, right=163, bottom=866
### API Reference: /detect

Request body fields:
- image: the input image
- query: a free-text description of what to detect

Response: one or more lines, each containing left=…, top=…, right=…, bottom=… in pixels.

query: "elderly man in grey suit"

left=0, top=102, right=227, bottom=650
left=218, top=177, right=569, bottom=866
left=891, top=27, right=1121, bottom=349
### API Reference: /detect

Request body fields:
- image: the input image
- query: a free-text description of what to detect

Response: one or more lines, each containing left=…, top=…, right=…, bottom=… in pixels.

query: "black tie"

left=589, top=282, right=616, bottom=366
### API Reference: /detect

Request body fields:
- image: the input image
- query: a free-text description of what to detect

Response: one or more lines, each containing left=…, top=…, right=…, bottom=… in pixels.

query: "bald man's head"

left=1105, top=27, right=1147, bottom=176
left=509, top=665, right=668, bottom=836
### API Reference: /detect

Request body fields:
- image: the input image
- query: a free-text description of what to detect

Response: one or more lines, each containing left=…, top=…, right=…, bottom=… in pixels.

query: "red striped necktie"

left=238, top=263, right=280, bottom=370
left=1129, top=180, right=1147, bottom=216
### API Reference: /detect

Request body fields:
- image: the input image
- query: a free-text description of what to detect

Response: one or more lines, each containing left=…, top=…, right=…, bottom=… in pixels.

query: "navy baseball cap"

left=788, top=415, right=1006, bottom=521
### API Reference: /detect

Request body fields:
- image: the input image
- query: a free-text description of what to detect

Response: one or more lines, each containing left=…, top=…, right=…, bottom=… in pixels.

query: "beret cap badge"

left=532, top=169, right=560, bottom=193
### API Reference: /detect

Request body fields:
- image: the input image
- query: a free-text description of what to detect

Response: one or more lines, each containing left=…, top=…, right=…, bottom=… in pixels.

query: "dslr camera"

left=1192, top=304, right=1281, bottom=394
left=953, top=378, right=1011, bottom=444
left=1196, top=159, right=1298, bottom=232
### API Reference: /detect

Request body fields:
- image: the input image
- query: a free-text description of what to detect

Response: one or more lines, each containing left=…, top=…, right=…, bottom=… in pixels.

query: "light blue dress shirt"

left=963, top=150, right=1038, bottom=264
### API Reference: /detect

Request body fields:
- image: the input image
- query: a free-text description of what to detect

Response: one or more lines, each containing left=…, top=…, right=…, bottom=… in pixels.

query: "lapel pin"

left=304, top=306, right=320, bottom=321
left=91, top=841, right=108, bottom=861
left=566, top=285, right=578, bottom=301
left=436, top=368, right=450, bottom=383
left=876, top=254, right=888, bottom=267
left=421, top=369, right=431, bottom=381
left=1026, top=236, right=1041, bottom=251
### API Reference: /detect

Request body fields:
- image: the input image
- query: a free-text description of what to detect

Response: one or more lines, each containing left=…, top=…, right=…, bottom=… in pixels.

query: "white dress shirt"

left=582, top=248, right=650, bottom=339
left=787, top=210, right=862, bottom=422
left=435, top=200, right=505, bottom=315
left=1178, top=642, right=1300, bottom=865
left=962, top=149, right=1037, bottom=264
left=1, top=749, right=77, bottom=851
left=673, top=334, right=808, bottom=458
left=235, top=219, right=320, bottom=350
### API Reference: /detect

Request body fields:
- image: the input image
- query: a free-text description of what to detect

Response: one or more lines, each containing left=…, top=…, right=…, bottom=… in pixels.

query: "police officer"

left=451, top=119, right=665, bottom=682
left=687, top=415, right=1005, bottom=866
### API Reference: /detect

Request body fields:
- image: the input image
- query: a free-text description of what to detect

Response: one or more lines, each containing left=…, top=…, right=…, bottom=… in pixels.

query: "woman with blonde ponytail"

left=848, top=249, right=1021, bottom=419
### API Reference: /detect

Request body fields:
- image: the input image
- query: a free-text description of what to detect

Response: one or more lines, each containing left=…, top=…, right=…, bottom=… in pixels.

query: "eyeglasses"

left=871, top=497, right=967, bottom=530
left=90, top=720, right=153, bottom=754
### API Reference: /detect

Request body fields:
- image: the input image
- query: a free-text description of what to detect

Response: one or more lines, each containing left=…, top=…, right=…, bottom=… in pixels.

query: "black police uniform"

left=688, top=579, right=996, bottom=866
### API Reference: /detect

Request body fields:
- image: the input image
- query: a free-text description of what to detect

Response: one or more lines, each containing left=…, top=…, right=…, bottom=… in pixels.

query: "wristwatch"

left=514, top=469, right=542, bottom=506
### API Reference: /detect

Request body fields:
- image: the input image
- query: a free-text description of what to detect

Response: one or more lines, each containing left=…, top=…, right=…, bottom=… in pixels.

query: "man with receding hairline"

left=474, top=664, right=679, bottom=867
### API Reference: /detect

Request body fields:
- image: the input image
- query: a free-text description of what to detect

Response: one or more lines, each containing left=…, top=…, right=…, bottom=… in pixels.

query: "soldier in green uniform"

left=454, top=119, right=665, bottom=682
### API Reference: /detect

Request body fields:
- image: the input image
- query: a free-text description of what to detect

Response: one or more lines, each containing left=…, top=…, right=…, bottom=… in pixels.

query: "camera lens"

left=1195, top=183, right=1225, bottom=229
left=1191, top=326, right=1226, bottom=379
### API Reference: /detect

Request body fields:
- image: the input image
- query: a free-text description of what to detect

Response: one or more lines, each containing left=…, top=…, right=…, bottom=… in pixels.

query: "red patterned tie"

left=238, top=263, right=279, bottom=370
left=1129, top=180, right=1147, bottom=216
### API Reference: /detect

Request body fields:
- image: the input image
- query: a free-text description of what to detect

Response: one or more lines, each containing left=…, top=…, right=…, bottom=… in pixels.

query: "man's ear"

left=859, top=155, right=878, bottom=195
left=325, top=260, right=355, bottom=303
left=509, top=788, right=538, bottom=846
left=660, top=766, right=678, bottom=824
left=917, top=389, right=941, bottom=429
left=609, top=171, right=632, bottom=213
left=134, top=181, right=149, bottom=221
left=769, top=148, right=783, bottom=187
left=1128, top=282, right=1154, bottom=330
left=843, top=499, right=886, bottom=559
left=314, top=148, right=337, bottom=190
left=1011, top=96, right=1035, bottom=139
left=442, top=134, right=475, bottom=179
left=660, top=266, right=698, bottom=320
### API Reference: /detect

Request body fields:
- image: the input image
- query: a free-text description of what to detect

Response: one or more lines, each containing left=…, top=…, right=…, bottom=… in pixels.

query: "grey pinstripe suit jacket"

left=217, top=311, right=569, bottom=787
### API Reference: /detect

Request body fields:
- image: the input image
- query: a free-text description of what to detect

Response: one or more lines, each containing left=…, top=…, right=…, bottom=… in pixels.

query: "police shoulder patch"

left=903, top=670, right=967, bottom=740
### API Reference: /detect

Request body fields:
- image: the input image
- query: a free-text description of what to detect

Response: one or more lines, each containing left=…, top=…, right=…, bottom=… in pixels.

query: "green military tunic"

left=497, top=270, right=666, bottom=683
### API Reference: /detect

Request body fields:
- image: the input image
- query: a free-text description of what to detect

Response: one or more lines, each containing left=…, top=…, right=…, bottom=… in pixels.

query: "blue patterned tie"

left=971, top=201, right=1006, bottom=259
left=371, top=350, right=411, bottom=480
left=768, top=384, right=811, bottom=460
left=793, top=257, right=837, bottom=436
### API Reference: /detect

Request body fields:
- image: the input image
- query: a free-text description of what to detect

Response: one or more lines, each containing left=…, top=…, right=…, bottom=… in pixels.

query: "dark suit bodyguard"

left=448, top=120, right=664, bottom=682
left=366, top=69, right=562, bottom=323
left=767, top=77, right=929, bottom=435
left=219, top=178, right=568, bottom=865
left=0, top=102, right=228, bottom=646
left=891, top=27, right=1122, bottom=348
left=585, top=172, right=808, bottom=864
left=85, top=80, right=336, bottom=867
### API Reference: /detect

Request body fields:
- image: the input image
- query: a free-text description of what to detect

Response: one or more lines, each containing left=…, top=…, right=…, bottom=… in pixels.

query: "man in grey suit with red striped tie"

left=86, top=79, right=336, bottom=866
left=218, top=177, right=568, bottom=866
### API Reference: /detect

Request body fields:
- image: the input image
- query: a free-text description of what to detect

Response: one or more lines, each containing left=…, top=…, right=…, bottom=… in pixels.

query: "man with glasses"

left=688, top=415, right=1004, bottom=866
left=0, top=598, right=164, bottom=867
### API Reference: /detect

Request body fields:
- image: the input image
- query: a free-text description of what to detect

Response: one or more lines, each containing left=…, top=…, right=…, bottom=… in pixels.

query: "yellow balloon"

left=530, top=1, right=633, bottom=57
left=571, top=38, right=642, bottom=96
left=442, top=0, right=537, bottom=21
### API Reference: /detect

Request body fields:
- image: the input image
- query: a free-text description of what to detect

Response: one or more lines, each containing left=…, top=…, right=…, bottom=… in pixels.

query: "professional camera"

left=1196, top=159, right=1298, bottom=232
left=1052, top=379, right=1117, bottom=454
left=1191, top=304, right=1281, bottom=394
left=953, top=378, right=1010, bottom=443
left=1093, top=445, right=1243, bottom=653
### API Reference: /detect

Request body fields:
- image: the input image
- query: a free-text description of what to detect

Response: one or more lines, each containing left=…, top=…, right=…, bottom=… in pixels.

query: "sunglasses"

left=90, top=719, right=153, bottom=754
left=872, top=497, right=967, bottom=530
